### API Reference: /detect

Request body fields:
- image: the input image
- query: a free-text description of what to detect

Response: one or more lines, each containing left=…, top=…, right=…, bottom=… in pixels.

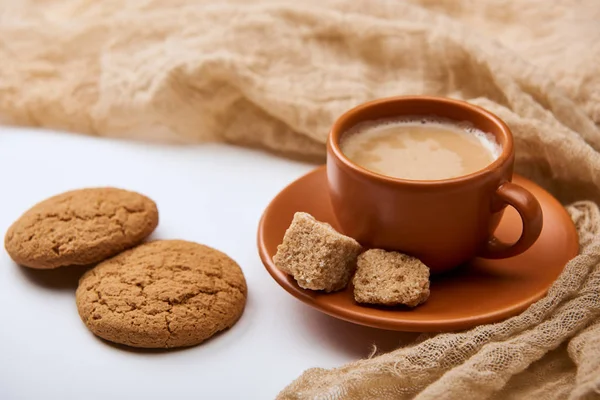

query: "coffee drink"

left=340, top=116, right=501, bottom=180
left=329, top=97, right=542, bottom=272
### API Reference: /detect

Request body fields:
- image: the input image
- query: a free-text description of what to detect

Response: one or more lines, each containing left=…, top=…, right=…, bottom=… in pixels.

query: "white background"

left=0, top=127, right=415, bottom=400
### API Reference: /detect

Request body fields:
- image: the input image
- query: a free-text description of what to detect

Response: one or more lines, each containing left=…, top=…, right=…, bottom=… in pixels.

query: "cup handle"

left=479, top=181, right=543, bottom=259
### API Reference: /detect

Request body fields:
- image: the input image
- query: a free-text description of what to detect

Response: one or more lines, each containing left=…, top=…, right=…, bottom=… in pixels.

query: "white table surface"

left=0, top=127, right=415, bottom=400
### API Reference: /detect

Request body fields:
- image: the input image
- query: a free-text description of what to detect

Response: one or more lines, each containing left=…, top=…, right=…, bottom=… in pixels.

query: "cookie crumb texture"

left=273, top=212, right=362, bottom=292
left=353, top=249, right=430, bottom=307
left=4, top=188, right=158, bottom=269
left=76, top=240, right=247, bottom=348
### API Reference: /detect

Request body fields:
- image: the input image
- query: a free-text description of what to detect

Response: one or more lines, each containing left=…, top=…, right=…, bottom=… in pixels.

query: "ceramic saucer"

left=257, top=166, right=579, bottom=332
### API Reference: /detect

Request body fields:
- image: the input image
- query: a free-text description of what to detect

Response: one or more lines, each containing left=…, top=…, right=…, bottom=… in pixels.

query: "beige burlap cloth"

left=1, top=0, right=599, bottom=398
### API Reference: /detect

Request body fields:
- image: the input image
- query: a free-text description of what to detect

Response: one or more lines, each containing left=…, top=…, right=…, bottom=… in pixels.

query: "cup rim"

left=327, top=95, right=514, bottom=186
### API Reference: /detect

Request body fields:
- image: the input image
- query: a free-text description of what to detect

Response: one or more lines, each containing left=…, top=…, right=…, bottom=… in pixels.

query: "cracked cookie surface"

left=4, top=187, right=159, bottom=269
left=75, top=240, right=247, bottom=348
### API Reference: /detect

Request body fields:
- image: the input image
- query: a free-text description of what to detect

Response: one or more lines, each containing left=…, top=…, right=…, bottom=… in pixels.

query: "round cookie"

left=4, top=188, right=158, bottom=269
left=75, top=240, right=247, bottom=348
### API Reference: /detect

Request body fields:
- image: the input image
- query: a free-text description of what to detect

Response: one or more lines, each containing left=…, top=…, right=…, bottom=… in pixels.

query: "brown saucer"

left=257, top=166, right=579, bottom=332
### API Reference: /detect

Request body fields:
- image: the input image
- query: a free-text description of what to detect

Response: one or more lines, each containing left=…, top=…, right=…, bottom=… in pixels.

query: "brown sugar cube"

left=353, top=249, right=430, bottom=307
left=273, top=212, right=362, bottom=292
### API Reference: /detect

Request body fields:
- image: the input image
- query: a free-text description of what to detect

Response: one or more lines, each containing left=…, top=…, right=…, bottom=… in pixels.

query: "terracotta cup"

left=326, top=96, right=543, bottom=274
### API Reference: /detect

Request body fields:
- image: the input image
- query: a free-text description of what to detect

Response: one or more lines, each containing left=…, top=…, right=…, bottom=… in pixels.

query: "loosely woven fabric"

left=1, top=1, right=599, bottom=399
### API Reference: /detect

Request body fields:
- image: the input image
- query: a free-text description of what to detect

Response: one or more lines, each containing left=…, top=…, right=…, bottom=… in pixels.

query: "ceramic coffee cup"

left=326, top=96, right=543, bottom=274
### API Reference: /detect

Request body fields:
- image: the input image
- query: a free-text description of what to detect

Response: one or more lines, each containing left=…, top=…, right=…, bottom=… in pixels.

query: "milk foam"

left=340, top=116, right=502, bottom=180
left=346, top=116, right=502, bottom=158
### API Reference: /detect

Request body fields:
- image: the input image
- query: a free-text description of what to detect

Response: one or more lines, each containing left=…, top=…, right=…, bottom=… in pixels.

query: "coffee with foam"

left=340, top=116, right=501, bottom=181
